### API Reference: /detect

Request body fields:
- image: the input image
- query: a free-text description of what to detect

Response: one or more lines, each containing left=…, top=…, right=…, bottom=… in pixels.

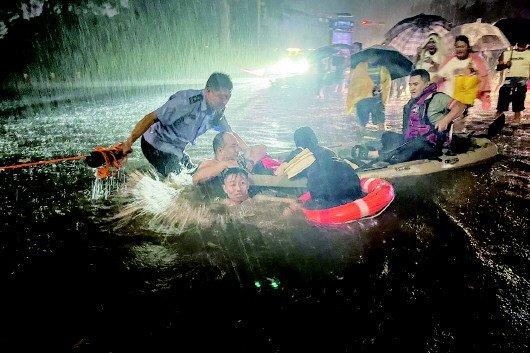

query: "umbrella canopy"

left=350, top=45, right=413, bottom=79
left=383, top=13, right=452, bottom=56
left=495, top=18, right=530, bottom=45
left=443, top=20, right=511, bottom=51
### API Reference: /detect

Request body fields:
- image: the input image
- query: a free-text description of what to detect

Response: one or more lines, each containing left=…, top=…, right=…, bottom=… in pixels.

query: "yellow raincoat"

left=346, top=62, right=391, bottom=114
left=453, top=74, right=480, bottom=105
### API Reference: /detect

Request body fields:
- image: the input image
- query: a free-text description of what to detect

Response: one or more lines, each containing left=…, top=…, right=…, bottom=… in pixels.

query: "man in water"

left=120, top=72, right=249, bottom=176
left=221, top=167, right=300, bottom=216
left=361, top=69, right=466, bottom=165
left=192, top=131, right=268, bottom=185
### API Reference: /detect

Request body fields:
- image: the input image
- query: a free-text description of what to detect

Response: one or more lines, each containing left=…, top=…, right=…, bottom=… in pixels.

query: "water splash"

left=90, top=170, right=126, bottom=200
left=113, top=171, right=223, bottom=235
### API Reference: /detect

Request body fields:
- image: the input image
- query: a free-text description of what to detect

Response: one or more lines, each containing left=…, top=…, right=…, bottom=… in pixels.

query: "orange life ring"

left=300, top=178, right=394, bottom=225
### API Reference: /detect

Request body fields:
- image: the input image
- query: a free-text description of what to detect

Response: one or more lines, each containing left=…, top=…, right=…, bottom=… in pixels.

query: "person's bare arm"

left=253, top=194, right=300, bottom=210
left=434, top=100, right=467, bottom=132
left=121, top=111, right=157, bottom=154
left=192, top=159, right=238, bottom=185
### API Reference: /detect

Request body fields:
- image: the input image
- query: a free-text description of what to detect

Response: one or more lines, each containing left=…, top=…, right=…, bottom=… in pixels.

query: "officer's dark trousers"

left=141, top=137, right=182, bottom=177
left=380, top=131, right=441, bottom=165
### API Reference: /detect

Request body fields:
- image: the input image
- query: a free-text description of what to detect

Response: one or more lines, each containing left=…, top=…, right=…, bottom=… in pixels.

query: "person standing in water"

left=347, top=60, right=391, bottom=132
left=495, top=41, right=530, bottom=123
left=435, top=35, right=491, bottom=110
left=120, top=72, right=249, bottom=176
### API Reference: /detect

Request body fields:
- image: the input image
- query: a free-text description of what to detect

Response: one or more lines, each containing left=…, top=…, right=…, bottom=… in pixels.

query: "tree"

left=413, top=0, right=530, bottom=25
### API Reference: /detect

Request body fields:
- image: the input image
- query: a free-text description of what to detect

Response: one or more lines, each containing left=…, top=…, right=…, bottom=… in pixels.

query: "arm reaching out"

left=253, top=194, right=301, bottom=215
left=192, top=159, right=238, bottom=185
left=121, top=112, right=157, bottom=154
left=434, top=100, right=467, bottom=132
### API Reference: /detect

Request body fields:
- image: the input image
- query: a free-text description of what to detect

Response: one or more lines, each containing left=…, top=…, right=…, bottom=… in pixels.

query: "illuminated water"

left=0, top=80, right=528, bottom=352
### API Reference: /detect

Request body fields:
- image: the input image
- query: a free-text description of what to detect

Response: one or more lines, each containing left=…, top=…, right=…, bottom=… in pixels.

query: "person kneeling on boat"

left=365, top=69, right=466, bottom=165
left=221, top=167, right=300, bottom=216
left=277, top=126, right=364, bottom=209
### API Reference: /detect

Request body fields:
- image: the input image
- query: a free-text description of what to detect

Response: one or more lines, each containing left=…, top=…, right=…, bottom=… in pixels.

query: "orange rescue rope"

left=0, top=155, right=86, bottom=171
left=0, top=144, right=127, bottom=180
left=91, top=144, right=126, bottom=180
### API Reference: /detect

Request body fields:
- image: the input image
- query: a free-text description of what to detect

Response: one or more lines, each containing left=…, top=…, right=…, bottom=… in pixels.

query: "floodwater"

left=0, top=79, right=528, bottom=352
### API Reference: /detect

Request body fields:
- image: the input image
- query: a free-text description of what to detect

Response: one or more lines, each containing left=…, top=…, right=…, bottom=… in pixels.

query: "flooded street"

left=0, top=80, right=528, bottom=352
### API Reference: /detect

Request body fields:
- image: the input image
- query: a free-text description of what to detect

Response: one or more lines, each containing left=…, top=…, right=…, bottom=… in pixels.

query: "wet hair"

left=221, top=167, right=248, bottom=183
left=409, top=69, right=430, bottom=83
left=455, top=35, right=471, bottom=48
left=206, top=72, right=233, bottom=91
left=212, top=131, right=229, bottom=155
left=294, top=126, right=319, bottom=151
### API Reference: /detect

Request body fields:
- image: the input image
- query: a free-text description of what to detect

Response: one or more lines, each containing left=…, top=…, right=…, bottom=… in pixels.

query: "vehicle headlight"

left=270, top=58, right=310, bottom=75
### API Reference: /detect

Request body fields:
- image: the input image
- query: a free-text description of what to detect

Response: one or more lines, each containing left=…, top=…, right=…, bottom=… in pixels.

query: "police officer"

left=121, top=72, right=247, bottom=176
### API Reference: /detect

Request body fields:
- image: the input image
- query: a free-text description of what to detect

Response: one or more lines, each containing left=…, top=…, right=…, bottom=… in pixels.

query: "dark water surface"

left=0, top=81, right=528, bottom=352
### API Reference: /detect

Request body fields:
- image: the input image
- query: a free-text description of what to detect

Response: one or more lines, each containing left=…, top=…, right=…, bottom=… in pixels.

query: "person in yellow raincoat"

left=346, top=61, right=391, bottom=131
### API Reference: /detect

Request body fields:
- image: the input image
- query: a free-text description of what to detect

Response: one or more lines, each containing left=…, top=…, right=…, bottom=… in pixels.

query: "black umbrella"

left=495, top=18, right=530, bottom=45
left=350, top=45, right=413, bottom=79
left=313, top=44, right=352, bottom=59
left=330, top=43, right=352, bottom=50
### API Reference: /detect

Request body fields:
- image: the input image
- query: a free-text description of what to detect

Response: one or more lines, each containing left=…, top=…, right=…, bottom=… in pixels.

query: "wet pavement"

left=0, top=79, right=528, bottom=352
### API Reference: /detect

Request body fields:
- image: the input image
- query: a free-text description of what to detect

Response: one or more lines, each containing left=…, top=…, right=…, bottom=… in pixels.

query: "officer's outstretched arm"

left=121, top=112, right=157, bottom=154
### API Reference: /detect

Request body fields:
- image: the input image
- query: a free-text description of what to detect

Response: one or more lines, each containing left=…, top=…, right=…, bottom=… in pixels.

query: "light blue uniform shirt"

left=143, top=89, right=231, bottom=158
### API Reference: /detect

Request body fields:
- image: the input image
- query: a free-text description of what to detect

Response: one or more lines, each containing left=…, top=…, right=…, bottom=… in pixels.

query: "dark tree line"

left=413, top=0, right=530, bottom=25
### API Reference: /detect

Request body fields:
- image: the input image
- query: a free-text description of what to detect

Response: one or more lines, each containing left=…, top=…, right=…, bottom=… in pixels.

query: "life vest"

left=403, top=83, right=446, bottom=145
left=299, top=178, right=394, bottom=225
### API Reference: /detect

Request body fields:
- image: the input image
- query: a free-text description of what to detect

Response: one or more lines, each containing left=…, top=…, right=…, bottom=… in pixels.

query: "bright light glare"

left=269, top=57, right=310, bottom=75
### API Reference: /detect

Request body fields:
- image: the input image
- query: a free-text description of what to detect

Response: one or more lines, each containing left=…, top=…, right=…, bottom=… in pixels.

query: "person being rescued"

left=192, top=131, right=281, bottom=197
left=359, top=69, right=467, bottom=165
left=220, top=167, right=301, bottom=217
left=275, top=126, right=364, bottom=209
